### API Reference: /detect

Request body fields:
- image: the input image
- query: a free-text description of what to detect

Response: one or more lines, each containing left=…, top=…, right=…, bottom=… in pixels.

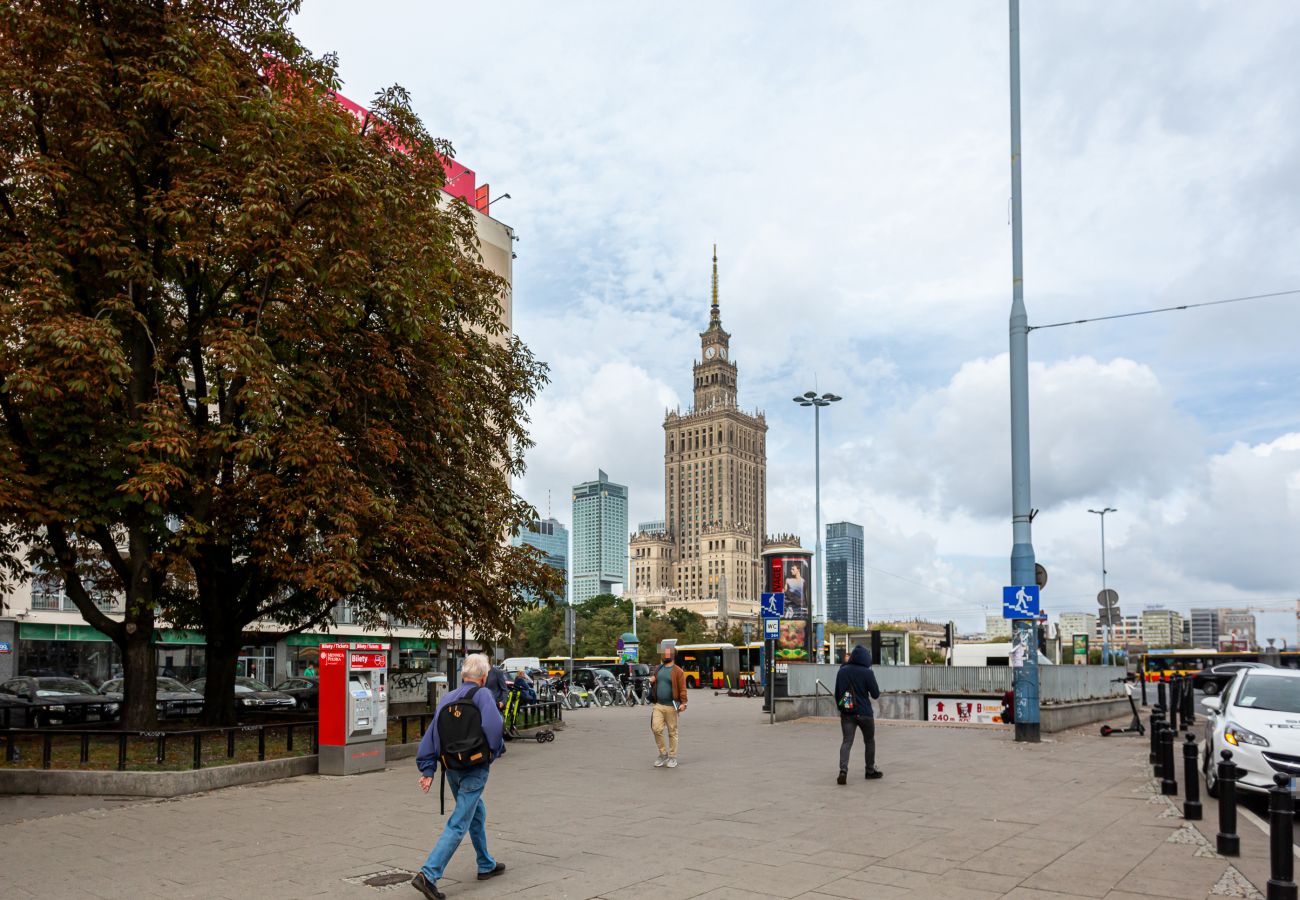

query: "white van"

left=501, top=656, right=541, bottom=674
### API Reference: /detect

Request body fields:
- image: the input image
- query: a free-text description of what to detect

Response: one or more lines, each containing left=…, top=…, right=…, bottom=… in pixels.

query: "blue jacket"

left=834, top=645, right=881, bottom=718
left=484, top=666, right=510, bottom=707
left=416, top=682, right=505, bottom=777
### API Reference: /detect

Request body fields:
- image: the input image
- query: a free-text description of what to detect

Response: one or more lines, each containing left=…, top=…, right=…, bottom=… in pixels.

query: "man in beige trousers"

left=650, top=646, right=688, bottom=768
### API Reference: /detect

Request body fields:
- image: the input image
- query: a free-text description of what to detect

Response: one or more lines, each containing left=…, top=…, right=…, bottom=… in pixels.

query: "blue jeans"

left=421, top=766, right=496, bottom=883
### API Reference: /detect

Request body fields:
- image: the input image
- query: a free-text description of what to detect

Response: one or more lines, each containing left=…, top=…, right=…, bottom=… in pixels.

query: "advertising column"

left=762, top=548, right=813, bottom=699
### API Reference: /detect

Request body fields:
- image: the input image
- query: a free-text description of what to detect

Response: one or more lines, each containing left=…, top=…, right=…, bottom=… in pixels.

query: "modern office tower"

left=571, top=470, right=628, bottom=603
left=825, top=522, right=865, bottom=628
left=510, top=517, right=569, bottom=604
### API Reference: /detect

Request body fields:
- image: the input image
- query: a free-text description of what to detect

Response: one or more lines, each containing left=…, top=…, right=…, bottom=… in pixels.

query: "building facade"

left=628, top=248, right=768, bottom=628
left=1189, top=608, right=1219, bottom=648
left=825, top=522, right=865, bottom=628
left=510, top=517, right=569, bottom=604
left=985, top=615, right=1012, bottom=640
left=1218, top=609, right=1257, bottom=650
left=1141, top=609, right=1183, bottom=648
left=1058, top=612, right=1097, bottom=646
left=1096, top=614, right=1143, bottom=646
left=571, top=470, right=628, bottom=603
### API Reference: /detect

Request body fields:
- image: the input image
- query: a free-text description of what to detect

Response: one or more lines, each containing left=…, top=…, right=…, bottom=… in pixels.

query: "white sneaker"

left=654, top=755, right=667, bottom=767
left=666, top=758, right=678, bottom=768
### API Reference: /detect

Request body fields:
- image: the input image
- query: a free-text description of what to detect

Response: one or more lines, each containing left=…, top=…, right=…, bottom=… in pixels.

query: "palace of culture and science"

left=628, top=249, right=769, bottom=629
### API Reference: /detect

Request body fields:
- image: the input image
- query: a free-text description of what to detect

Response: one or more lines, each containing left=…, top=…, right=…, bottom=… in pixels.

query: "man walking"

left=412, top=653, right=507, bottom=899
left=834, top=644, right=882, bottom=785
left=650, top=645, right=687, bottom=768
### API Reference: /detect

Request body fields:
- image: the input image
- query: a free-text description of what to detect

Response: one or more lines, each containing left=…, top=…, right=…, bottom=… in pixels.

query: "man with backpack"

left=834, top=644, right=883, bottom=785
left=412, top=653, right=506, bottom=900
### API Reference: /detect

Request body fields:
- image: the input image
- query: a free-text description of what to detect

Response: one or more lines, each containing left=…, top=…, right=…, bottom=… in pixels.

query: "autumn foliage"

left=0, top=0, right=562, bottom=726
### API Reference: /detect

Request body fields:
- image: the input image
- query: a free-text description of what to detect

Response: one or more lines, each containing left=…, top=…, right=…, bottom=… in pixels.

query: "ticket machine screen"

left=348, top=676, right=373, bottom=735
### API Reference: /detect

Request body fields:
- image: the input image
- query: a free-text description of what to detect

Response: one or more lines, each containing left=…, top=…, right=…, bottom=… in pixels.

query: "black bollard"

left=1161, top=726, right=1178, bottom=795
left=1217, top=750, right=1241, bottom=856
left=1150, top=705, right=1164, bottom=765
left=1182, top=733, right=1202, bottom=820
left=1268, top=773, right=1297, bottom=900
left=1183, top=675, right=1196, bottom=726
left=1158, top=676, right=1168, bottom=711
left=1141, top=666, right=1149, bottom=707
left=1169, top=677, right=1183, bottom=731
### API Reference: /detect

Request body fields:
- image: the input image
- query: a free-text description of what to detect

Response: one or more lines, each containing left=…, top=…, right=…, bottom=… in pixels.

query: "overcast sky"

left=292, top=1, right=1300, bottom=641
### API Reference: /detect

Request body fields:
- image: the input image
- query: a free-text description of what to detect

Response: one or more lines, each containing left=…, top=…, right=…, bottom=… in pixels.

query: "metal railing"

left=785, top=663, right=1127, bottom=702
left=3, top=720, right=318, bottom=771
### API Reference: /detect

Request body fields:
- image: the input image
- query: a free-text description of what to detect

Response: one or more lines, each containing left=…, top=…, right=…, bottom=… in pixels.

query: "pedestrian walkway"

left=0, top=691, right=1267, bottom=899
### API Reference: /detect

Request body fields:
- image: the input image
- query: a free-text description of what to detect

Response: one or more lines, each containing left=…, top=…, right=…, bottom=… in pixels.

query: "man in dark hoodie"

left=834, top=644, right=883, bottom=785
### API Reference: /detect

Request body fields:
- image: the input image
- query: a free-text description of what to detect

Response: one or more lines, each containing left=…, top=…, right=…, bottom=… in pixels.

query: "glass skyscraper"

left=510, top=517, right=569, bottom=604
left=825, top=521, right=865, bottom=628
left=571, top=470, right=628, bottom=603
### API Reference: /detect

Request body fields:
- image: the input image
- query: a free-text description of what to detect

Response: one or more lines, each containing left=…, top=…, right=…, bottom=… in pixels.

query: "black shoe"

left=865, top=768, right=883, bottom=779
left=836, top=772, right=847, bottom=785
left=411, top=873, right=445, bottom=899
left=478, top=862, right=507, bottom=881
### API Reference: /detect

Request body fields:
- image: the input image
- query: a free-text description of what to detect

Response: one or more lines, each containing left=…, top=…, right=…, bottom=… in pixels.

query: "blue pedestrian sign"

left=760, top=592, right=785, bottom=618
left=0, top=641, right=10, bottom=654
left=763, top=618, right=780, bottom=639
left=1002, top=585, right=1040, bottom=619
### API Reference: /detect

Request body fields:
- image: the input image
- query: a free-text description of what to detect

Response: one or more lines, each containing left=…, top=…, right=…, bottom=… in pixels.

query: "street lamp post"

left=1088, top=507, right=1116, bottom=665
left=1007, top=0, right=1040, bottom=743
left=793, top=390, right=841, bottom=664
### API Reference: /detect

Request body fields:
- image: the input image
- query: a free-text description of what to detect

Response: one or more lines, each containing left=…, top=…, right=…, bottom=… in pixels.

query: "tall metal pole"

left=814, top=401, right=824, bottom=663
left=1008, top=0, right=1040, bottom=743
left=1101, top=513, right=1108, bottom=664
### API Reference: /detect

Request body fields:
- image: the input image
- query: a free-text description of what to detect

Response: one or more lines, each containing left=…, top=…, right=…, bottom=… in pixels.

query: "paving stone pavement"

left=0, top=690, right=1270, bottom=899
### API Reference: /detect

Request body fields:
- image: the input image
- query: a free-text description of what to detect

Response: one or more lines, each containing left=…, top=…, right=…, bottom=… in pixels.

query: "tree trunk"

left=117, top=626, right=157, bottom=730
left=200, top=633, right=240, bottom=726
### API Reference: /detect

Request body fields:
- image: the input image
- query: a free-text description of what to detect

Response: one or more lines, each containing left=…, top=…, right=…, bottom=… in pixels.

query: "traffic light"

left=939, top=622, right=955, bottom=649
left=822, top=638, right=831, bottom=661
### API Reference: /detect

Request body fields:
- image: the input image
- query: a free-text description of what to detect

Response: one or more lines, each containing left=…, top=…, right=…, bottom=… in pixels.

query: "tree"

left=0, top=0, right=561, bottom=726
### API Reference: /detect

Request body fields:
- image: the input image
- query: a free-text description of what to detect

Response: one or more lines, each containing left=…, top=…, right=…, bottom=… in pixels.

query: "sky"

left=291, top=1, right=1300, bottom=642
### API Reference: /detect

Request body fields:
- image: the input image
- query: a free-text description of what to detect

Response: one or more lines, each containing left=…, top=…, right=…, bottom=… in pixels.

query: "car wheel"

left=1203, top=681, right=1220, bottom=696
left=1204, top=746, right=1220, bottom=799
left=686, top=677, right=697, bottom=689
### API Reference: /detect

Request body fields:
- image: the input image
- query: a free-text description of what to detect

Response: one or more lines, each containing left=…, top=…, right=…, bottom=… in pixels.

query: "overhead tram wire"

left=1027, top=288, right=1300, bottom=332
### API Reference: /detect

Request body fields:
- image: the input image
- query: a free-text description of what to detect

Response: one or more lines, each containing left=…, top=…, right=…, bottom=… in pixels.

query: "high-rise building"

left=1096, top=614, right=1143, bottom=646
left=571, top=470, right=628, bottom=603
left=510, top=517, right=569, bottom=604
left=628, top=248, right=768, bottom=627
left=1141, top=609, right=1183, bottom=648
left=636, top=520, right=666, bottom=534
left=825, top=522, right=865, bottom=628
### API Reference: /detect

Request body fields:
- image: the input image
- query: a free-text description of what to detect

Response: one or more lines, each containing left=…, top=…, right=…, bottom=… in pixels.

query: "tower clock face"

left=705, top=347, right=716, bottom=359
left=720, top=348, right=727, bottom=360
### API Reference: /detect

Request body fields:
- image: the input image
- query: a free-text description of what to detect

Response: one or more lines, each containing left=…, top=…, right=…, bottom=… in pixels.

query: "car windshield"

left=156, top=677, right=191, bottom=692
left=35, top=679, right=97, bottom=696
left=1235, top=674, right=1300, bottom=714
left=101, top=679, right=123, bottom=693
left=594, top=669, right=615, bottom=680
left=235, top=677, right=272, bottom=692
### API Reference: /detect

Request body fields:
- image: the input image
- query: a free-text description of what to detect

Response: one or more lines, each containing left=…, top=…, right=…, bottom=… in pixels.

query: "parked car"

left=273, top=676, right=319, bottom=711
left=100, top=676, right=204, bottom=717
left=1192, top=661, right=1271, bottom=695
left=570, top=667, right=619, bottom=691
left=188, top=676, right=296, bottom=710
left=0, top=676, right=119, bottom=725
left=1202, top=667, right=1300, bottom=796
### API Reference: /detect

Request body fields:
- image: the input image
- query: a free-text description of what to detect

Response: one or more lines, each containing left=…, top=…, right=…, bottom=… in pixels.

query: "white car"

left=1202, top=667, right=1300, bottom=796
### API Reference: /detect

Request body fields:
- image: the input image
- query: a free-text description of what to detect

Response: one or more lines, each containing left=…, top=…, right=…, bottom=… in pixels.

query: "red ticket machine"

left=319, top=642, right=389, bottom=775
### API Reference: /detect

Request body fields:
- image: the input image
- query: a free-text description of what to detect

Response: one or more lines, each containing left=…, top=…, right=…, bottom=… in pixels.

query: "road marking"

left=1237, top=802, right=1300, bottom=858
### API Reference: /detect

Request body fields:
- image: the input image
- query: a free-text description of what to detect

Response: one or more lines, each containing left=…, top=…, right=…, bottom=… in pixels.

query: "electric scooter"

left=1099, top=677, right=1145, bottom=736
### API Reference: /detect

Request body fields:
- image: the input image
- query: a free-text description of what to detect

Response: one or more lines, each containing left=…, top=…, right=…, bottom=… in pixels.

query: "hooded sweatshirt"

left=834, top=645, right=881, bottom=718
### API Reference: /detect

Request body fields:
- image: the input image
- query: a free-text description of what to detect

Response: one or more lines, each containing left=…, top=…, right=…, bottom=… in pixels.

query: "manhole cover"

left=342, top=868, right=415, bottom=891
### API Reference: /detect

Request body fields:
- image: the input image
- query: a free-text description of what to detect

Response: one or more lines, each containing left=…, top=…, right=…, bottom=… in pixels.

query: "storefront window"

left=156, top=646, right=205, bottom=683
left=18, top=640, right=121, bottom=686
left=291, top=646, right=320, bottom=677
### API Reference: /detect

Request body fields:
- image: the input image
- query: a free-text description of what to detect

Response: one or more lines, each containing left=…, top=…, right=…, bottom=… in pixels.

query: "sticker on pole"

left=763, top=618, right=779, bottom=639
left=1002, top=584, right=1040, bottom=619
left=760, top=592, right=785, bottom=618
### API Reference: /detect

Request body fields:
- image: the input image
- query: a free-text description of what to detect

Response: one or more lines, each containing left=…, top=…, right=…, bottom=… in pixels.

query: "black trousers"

left=839, top=714, right=876, bottom=773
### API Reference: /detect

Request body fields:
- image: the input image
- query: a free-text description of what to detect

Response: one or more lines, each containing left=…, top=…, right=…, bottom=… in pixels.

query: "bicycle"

left=591, top=682, right=614, bottom=707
